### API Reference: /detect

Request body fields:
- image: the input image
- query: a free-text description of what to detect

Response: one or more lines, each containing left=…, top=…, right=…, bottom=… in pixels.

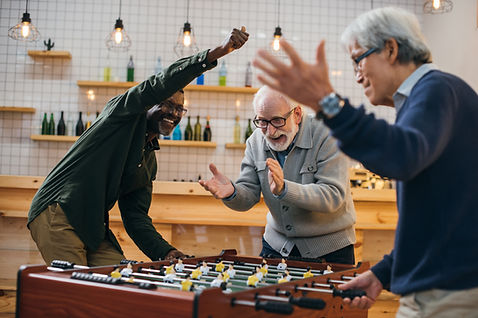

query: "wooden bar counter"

left=0, top=175, right=399, bottom=317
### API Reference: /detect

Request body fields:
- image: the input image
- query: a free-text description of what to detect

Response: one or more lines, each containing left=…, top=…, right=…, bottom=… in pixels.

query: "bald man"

left=199, top=86, right=356, bottom=264
left=28, top=27, right=249, bottom=267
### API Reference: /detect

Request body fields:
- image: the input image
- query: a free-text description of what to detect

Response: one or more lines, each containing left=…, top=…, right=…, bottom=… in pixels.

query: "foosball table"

left=16, top=249, right=368, bottom=317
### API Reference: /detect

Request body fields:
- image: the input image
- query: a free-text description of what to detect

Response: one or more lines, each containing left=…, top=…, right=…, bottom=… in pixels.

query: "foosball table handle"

left=255, top=300, right=294, bottom=315
left=289, top=296, right=326, bottom=309
left=332, top=288, right=366, bottom=299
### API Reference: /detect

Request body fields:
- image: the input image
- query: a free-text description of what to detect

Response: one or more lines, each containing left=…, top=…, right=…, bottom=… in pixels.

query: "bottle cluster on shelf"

left=40, top=111, right=98, bottom=136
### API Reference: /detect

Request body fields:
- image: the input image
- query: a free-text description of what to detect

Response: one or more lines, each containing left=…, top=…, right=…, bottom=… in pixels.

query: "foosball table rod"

left=231, top=298, right=294, bottom=315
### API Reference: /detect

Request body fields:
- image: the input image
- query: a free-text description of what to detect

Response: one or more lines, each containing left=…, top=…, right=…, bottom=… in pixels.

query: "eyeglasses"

left=352, top=47, right=378, bottom=76
left=253, top=107, right=296, bottom=129
left=159, top=100, right=187, bottom=116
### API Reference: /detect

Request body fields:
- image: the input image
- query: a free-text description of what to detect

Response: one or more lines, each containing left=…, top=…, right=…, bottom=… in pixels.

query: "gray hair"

left=253, top=86, right=295, bottom=113
left=341, top=7, right=432, bottom=65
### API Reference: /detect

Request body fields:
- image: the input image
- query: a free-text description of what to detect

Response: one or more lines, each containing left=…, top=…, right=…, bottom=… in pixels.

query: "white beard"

left=265, top=124, right=299, bottom=152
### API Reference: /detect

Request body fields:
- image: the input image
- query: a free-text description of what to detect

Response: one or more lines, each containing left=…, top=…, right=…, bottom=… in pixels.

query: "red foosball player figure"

left=191, top=266, right=202, bottom=280
left=200, top=261, right=210, bottom=276
left=215, top=261, right=225, bottom=273
left=303, top=266, right=314, bottom=278
left=226, top=264, right=236, bottom=279
left=110, top=266, right=121, bottom=279
left=181, top=274, right=194, bottom=291
left=277, top=258, right=287, bottom=271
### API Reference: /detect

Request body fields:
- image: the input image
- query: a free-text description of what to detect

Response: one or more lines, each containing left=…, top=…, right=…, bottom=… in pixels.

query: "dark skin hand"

left=165, top=249, right=185, bottom=260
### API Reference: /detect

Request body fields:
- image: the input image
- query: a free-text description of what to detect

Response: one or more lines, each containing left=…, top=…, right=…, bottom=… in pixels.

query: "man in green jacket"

left=28, top=27, right=249, bottom=266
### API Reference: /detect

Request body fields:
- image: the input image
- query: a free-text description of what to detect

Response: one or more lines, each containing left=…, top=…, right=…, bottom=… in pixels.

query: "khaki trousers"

left=396, top=287, right=478, bottom=318
left=29, top=202, right=125, bottom=266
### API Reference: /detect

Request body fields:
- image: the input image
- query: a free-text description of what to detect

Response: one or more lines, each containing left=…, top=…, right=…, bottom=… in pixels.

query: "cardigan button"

left=285, top=225, right=292, bottom=231
left=137, top=163, right=142, bottom=168
left=282, top=206, right=289, bottom=211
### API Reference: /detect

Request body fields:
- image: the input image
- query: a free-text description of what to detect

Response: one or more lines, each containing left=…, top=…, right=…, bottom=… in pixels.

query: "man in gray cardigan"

left=199, top=86, right=356, bottom=264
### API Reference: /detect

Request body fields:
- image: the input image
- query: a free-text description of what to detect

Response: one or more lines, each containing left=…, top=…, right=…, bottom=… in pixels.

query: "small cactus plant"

left=43, top=38, right=55, bottom=51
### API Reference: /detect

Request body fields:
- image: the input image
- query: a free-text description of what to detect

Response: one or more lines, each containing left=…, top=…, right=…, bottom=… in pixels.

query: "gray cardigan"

left=223, top=114, right=356, bottom=258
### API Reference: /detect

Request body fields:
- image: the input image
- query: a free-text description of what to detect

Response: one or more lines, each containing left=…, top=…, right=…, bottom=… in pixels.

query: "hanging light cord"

left=25, top=0, right=29, bottom=13
left=118, top=0, right=122, bottom=19
left=186, top=0, right=190, bottom=23
left=276, top=0, right=280, bottom=27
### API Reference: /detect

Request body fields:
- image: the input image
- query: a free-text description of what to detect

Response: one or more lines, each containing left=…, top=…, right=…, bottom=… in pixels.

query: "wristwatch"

left=316, top=92, right=345, bottom=120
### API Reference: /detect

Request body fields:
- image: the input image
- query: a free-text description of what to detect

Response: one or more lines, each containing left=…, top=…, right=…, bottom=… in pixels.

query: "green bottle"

left=193, top=115, right=202, bottom=141
left=203, top=116, right=212, bottom=141
left=245, top=118, right=253, bottom=142
left=48, top=113, right=55, bottom=135
left=219, top=61, right=227, bottom=86
left=41, top=113, right=48, bottom=135
left=233, top=116, right=241, bottom=143
left=184, top=116, right=193, bottom=140
left=127, top=55, right=134, bottom=82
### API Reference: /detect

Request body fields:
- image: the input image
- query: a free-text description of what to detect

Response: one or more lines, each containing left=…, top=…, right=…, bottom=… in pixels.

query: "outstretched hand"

left=199, top=163, right=235, bottom=199
left=207, top=26, right=249, bottom=62
left=253, top=39, right=334, bottom=111
left=338, top=270, right=383, bottom=310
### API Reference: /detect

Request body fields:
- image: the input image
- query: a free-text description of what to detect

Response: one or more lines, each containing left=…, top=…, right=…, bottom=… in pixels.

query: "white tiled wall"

left=0, top=0, right=424, bottom=180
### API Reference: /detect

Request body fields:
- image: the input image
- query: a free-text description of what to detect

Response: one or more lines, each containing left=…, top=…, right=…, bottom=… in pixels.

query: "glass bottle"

left=104, top=52, right=111, bottom=82
left=193, top=115, right=202, bottom=141
left=41, top=113, right=48, bottom=135
left=57, top=111, right=66, bottom=135
left=245, top=118, right=253, bottom=142
left=85, top=111, right=92, bottom=130
left=233, top=115, right=241, bottom=143
left=127, top=55, right=134, bottom=82
left=203, top=115, right=212, bottom=141
left=184, top=116, right=193, bottom=140
left=245, top=62, right=252, bottom=87
left=172, top=123, right=182, bottom=140
left=154, top=56, right=163, bottom=74
left=219, top=61, right=227, bottom=86
left=76, top=111, right=85, bottom=136
left=48, top=113, right=55, bottom=135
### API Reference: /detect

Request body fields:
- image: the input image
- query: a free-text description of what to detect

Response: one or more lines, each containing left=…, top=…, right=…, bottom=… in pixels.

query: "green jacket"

left=28, top=50, right=215, bottom=260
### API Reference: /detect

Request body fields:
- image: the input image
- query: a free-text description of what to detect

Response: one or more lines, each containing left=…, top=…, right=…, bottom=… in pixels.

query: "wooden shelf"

left=77, top=81, right=258, bottom=94
left=0, top=106, right=35, bottom=113
left=30, top=135, right=216, bottom=148
left=225, top=143, right=246, bottom=149
left=30, top=135, right=78, bottom=142
left=28, top=50, right=71, bottom=59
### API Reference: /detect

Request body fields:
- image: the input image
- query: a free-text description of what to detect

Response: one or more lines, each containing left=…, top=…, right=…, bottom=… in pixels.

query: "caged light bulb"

left=433, top=0, right=440, bottom=9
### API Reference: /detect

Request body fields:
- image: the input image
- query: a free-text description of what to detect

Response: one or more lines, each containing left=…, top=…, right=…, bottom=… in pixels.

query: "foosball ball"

left=16, top=249, right=369, bottom=317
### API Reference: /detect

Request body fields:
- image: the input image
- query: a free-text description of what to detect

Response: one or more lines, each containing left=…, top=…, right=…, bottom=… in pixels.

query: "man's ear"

left=295, top=106, right=303, bottom=124
left=384, top=38, right=399, bottom=64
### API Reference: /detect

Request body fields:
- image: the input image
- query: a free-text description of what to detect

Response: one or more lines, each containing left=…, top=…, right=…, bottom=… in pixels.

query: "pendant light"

left=423, top=0, right=453, bottom=14
left=8, top=0, right=40, bottom=42
left=271, top=0, right=282, bottom=51
left=105, top=0, right=132, bottom=51
left=174, top=0, right=199, bottom=57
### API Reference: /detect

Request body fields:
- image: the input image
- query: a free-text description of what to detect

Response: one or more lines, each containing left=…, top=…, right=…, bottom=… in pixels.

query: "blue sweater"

left=325, top=70, right=478, bottom=295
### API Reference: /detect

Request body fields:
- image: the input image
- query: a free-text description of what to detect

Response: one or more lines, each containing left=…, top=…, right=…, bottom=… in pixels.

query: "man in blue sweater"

left=253, top=7, right=478, bottom=318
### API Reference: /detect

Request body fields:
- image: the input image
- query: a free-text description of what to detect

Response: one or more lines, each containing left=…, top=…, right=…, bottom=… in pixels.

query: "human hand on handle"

left=266, top=158, right=285, bottom=196
left=207, top=26, right=249, bottom=63
left=165, top=249, right=185, bottom=260
left=199, top=163, right=235, bottom=199
left=338, top=270, right=383, bottom=310
left=253, top=39, right=334, bottom=112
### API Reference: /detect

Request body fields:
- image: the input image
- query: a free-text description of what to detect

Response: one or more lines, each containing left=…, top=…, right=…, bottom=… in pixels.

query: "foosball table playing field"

left=16, top=249, right=369, bottom=317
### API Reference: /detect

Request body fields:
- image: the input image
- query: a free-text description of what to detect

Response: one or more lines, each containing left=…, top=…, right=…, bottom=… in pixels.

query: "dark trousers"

left=259, top=237, right=355, bottom=265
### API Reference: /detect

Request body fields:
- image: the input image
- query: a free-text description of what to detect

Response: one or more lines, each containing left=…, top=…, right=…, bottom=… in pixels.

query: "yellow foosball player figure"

left=165, top=262, right=175, bottom=275
left=260, top=259, right=268, bottom=276
left=222, top=271, right=230, bottom=282
left=215, top=261, right=225, bottom=273
left=303, top=267, right=314, bottom=279
left=181, top=274, right=194, bottom=291
left=277, top=258, right=287, bottom=271
left=164, top=263, right=176, bottom=283
left=110, top=266, right=121, bottom=279
left=247, top=273, right=259, bottom=287
left=191, top=266, right=202, bottom=280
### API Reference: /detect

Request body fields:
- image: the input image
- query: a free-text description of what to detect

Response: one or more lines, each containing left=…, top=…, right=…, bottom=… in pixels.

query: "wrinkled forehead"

left=255, top=93, right=292, bottom=118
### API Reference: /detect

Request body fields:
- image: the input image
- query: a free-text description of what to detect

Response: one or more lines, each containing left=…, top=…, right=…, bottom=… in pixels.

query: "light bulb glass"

left=21, top=23, right=30, bottom=38
left=272, top=36, right=281, bottom=51
left=114, top=29, right=123, bottom=44
left=433, top=0, right=440, bottom=9
left=183, top=31, right=191, bottom=47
